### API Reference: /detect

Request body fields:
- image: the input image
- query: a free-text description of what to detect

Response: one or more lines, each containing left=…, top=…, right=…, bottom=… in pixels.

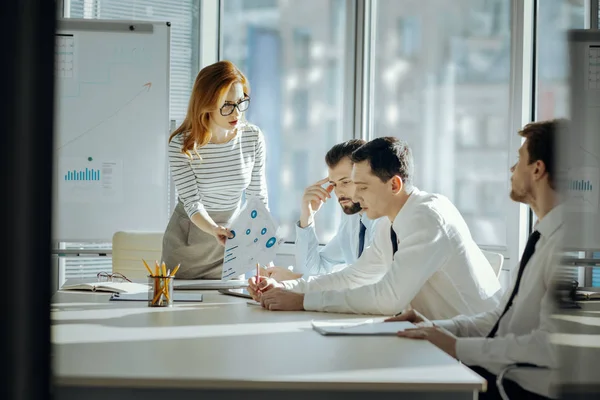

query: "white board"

left=561, top=30, right=600, bottom=250
left=53, top=19, right=170, bottom=241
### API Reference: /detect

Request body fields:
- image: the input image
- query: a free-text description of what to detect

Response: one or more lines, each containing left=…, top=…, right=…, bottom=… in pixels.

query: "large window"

left=369, top=0, right=512, bottom=248
left=220, top=0, right=355, bottom=243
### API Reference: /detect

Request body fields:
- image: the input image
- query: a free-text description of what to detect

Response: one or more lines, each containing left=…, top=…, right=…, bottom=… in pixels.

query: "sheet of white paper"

left=311, top=320, right=415, bottom=336
left=222, top=197, right=283, bottom=280
left=173, top=280, right=247, bottom=290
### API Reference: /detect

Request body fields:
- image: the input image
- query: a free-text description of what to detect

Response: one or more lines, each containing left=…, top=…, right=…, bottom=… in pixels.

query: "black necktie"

left=487, top=230, right=541, bottom=338
left=391, top=227, right=398, bottom=258
left=357, top=220, right=367, bottom=258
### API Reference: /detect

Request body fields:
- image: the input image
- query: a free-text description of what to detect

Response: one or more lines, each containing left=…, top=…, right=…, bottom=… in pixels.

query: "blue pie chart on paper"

left=261, top=228, right=267, bottom=235
left=246, top=229, right=251, bottom=235
left=251, top=210, right=257, bottom=218
left=266, top=237, right=276, bottom=248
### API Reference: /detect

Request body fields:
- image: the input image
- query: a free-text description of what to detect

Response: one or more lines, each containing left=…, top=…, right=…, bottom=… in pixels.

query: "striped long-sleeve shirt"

left=168, top=124, right=268, bottom=218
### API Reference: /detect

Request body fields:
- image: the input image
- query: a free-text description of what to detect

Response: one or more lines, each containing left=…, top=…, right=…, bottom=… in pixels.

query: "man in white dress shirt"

left=265, top=139, right=383, bottom=281
left=388, top=120, right=563, bottom=399
left=249, top=137, right=501, bottom=318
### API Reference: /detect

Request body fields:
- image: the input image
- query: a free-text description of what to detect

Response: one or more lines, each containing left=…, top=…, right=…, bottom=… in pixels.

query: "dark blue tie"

left=391, top=227, right=398, bottom=257
left=487, top=230, right=541, bottom=338
left=357, top=220, right=367, bottom=258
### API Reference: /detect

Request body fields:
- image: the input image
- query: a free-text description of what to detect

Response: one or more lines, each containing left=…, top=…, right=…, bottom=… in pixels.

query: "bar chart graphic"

left=59, top=157, right=123, bottom=204
left=568, top=179, right=593, bottom=191
left=64, top=168, right=100, bottom=181
left=564, top=167, right=600, bottom=213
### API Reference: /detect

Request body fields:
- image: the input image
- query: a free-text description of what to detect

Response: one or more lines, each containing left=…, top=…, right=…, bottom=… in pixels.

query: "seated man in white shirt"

left=387, top=120, right=563, bottom=399
left=249, top=137, right=502, bottom=318
left=267, top=139, right=383, bottom=282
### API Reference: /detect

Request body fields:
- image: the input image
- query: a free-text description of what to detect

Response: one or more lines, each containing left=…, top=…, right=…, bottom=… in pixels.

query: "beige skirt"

left=161, top=201, right=237, bottom=280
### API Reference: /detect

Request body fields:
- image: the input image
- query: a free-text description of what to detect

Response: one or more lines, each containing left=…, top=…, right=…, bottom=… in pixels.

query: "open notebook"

left=575, top=290, right=600, bottom=301
left=311, top=319, right=415, bottom=336
left=61, top=281, right=150, bottom=294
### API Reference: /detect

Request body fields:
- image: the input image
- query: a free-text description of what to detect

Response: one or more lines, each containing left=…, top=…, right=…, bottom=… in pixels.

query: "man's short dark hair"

left=325, top=139, right=367, bottom=168
left=519, top=119, right=564, bottom=189
left=350, top=137, right=414, bottom=186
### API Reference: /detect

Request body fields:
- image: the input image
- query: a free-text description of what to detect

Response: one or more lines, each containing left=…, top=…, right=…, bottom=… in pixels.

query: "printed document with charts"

left=222, top=197, right=283, bottom=280
left=311, top=319, right=415, bottom=336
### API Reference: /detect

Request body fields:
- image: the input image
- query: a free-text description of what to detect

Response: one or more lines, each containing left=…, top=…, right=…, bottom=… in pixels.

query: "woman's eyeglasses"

left=97, top=271, right=132, bottom=283
left=220, top=97, right=250, bottom=116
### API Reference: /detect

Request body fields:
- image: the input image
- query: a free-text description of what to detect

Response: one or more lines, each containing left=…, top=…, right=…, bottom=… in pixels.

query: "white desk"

left=553, top=301, right=600, bottom=399
left=51, top=289, right=485, bottom=400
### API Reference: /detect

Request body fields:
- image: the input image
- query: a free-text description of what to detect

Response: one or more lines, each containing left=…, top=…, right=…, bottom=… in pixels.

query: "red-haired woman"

left=162, top=61, right=268, bottom=279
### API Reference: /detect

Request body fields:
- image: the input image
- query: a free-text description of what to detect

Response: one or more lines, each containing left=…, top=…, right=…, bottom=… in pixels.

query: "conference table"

left=553, top=300, right=600, bottom=399
left=51, top=286, right=486, bottom=400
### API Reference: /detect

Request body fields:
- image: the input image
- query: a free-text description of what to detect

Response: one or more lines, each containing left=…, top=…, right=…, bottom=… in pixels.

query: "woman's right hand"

left=211, top=225, right=234, bottom=246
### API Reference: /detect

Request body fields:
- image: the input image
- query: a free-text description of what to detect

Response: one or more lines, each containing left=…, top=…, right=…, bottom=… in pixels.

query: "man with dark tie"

left=387, top=119, right=563, bottom=399
left=248, top=137, right=502, bottom=319
left=264, top=139, right=384, bottom=282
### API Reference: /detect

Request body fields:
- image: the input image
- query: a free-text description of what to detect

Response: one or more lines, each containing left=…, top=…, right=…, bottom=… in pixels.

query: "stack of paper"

left=311, top=319, right=415, bottom=336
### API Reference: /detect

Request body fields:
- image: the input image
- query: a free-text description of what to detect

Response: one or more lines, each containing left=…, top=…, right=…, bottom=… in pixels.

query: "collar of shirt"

left=359, top=212, right=379, bottom=234
left=391, top=186, right=421, bottom=235
left=534, top=203, right=563, bottom=240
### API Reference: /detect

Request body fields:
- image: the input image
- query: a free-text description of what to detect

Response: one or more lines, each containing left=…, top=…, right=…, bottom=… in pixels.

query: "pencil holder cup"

left=148, top=275, right=174, bottom=307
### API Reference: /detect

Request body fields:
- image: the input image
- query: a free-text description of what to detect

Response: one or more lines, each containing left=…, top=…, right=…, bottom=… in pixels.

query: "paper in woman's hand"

left=222, top=197, right=283, bottom=280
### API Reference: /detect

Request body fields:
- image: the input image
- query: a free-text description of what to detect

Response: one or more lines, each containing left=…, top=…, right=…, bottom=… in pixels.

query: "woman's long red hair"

left=169, top=61, right=250, bottom=158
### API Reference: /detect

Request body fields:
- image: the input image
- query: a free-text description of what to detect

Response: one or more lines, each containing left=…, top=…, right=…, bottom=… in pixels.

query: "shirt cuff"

left=432, top=319, right=460, bottom=336
left=455, top=337, right=487, bottom=366
left=281, top=278, right=304, bottom=293
left=303, top=291, right=323, bottom=311
left=296, top=220, right=314, bottom=230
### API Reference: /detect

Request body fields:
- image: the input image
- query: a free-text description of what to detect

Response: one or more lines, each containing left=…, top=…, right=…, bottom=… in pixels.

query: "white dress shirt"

left=437, top=204, right=563, bottom=398
left=282, top=188, right=502, bottom=318
left=294, top=213, right=382, bottom=275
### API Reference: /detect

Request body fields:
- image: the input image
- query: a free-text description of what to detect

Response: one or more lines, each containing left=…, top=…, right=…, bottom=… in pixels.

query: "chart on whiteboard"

left=565, top=167, right=600, bottom=213
left=222, top=197, right=284, bottom=280
left=58, top=157, right=124, bottom=203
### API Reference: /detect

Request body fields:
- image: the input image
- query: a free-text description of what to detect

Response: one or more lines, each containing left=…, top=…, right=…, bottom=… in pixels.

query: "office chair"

left=112, top=231, right=164, bottom=279
left=497, top=363, right=548, bottom=400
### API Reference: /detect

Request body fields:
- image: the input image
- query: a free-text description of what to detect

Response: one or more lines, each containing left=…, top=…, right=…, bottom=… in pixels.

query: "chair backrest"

left=481, top=249, right=504, bottom=278
left=112, top=231, right=164, bottom=279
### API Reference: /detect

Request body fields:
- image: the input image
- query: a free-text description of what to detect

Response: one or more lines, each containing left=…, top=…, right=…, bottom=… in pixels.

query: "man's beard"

left=339, top=198, right=362, bottom=215
left=509, top=189, right=526, bottom=203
